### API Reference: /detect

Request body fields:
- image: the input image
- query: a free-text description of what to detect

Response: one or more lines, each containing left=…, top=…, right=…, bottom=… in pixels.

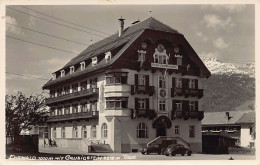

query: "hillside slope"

left=201, top=58, right=255, bottom=112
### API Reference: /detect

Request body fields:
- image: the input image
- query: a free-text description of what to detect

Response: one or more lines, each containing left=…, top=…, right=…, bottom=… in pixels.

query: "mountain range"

left=201, top=58, right=255, bottom=112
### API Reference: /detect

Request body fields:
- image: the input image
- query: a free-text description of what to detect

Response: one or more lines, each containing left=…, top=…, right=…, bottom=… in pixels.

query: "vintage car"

left=164, top=144, right=192, bottom=156
left=140, top=136, right=190, bottom=155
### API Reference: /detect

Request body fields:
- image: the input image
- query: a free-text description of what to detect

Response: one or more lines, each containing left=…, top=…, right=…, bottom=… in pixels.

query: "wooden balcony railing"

left=171, top=88, right=203, bottom=98
left=45, top=88, right=98, bottom=105
left=47, top=111, right=99, bottom=122
left=131, top=85, right=155, bottom=96
left=173, top=110, right=204, bottom=120
left=133, top=109, right=156, bottom=120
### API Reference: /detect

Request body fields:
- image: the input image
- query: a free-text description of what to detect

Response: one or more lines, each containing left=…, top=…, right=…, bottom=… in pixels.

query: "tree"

left=5, top=91, right=49, bottom=144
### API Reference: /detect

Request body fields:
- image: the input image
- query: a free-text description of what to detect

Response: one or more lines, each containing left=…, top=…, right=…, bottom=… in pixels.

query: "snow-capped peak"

left=203, top=58, right=255, bottom=77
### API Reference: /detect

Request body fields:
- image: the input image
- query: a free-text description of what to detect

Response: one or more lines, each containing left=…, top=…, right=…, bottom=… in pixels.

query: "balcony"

left=173, top=110, right=204, bottom=120
left=45, top=88, right=99, bottom=105
left=171, top=88, right=203, bottom=98
left=47, top=111, right=99, bottom=123
left=131, top=85, right=155, bottom=96
left=134, top=109, right=156, bottom=120
left=104, top=109, right=132, bottom=117
left=104, top=84, right=131, bottom=97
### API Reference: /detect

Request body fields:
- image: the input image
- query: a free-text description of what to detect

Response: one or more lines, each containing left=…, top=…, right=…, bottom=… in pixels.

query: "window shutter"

left=135, top=98, right=139, bottom=112
left=145, top=75, right=149, bottom=86
left=182, top=78, right=188, bottom=89
left=146, top=98, right=149, bottom=110
left=183, top=100, right=189, bottom=112
left=195, top=79, right=198, bottom=89
left=195, top=101, right=198, bottom=111
left=172, top=77, right=176, bottom=88
left=135, top=74, right=138, bottom=86
left=172, top=100, right=177, bottom=120
left=90, top=79, right=92, bottom=88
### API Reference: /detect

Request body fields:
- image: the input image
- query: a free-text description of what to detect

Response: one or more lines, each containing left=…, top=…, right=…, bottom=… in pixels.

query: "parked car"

left=164, top=144, right=192, bottom=156
left=140, top=144, right=162, bottom=154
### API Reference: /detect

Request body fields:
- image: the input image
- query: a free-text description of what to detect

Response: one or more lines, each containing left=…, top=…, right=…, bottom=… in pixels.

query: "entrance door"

left=156, top=126, right=166, bottom=137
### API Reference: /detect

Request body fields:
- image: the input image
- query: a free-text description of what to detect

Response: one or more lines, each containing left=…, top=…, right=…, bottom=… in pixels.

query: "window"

left=81, top=102, right=88, bottom=112
left=91, top=102, right=97, bottom=111
left=177, top=58, right=182, bottom=65
left=189, top=101, right=195, bottom=111
left=189, top=126, right=195, bottom=138
left=80, top=62, right=85, bottom=70
left=91, top=125, right=97, bottom=138
left=101, top=123, right=108, bottom=139
left=189, top=79, right=195, bottom=89
left=60, top=70, right=65, bottom=77
left=138, top=50, right=146, bottom=65
left=70, top=66, right=75, bottom=74
left=90, top=78, right=97, bottom=88
left=175, top=125, right=179, bottom=135
left=138, top=98, right=146, bottom=109
left=159, top=55, right=167, bottom=64
left=106, top=97, right=128, bottom=109
left=72, top=104, right=78, bottom=113
left=53, top=127, right=56, bottom=139
left=159, top=100, right=166, bottom=111
left=57, top=88, right=62, bottom=97
left=72, top=84, right=78, bottom=93
left=73, top=126, right=78, bottom=138
left=92, top=57, right=98, bottom=66
left=176, top=78, right=182, bottom=88
left=52, top=73, right=56, bottom=80
left=137, top=123, right=148, bottom=138
left=50, top=90, right=55, bottom=98
left=80, top=81, right=88, bottom=91
left=64, top=86, right=70, bottom=94
left=105, top=51, right=112, bottom=62
left=61, top=127, right=66, bottom=138
left=57, top=107, right=62, bottom=115
left=138, top=75, right=146, bottom=86
left=64, top=106, right=70, bottom=114
left=82, top=126, right=87, bottom=138
left=159, top=75, right=166, bottom=88
left=176, top=102, right=182, bottom=111
left=106, top=73, right=127, bottom=85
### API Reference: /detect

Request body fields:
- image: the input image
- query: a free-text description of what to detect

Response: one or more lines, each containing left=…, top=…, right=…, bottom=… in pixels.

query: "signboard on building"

left=151, top=63, right=178, bottom=69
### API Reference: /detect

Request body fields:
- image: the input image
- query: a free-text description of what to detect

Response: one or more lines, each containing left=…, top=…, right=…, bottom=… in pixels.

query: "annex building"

left=42, top=17, right=211, bottom=153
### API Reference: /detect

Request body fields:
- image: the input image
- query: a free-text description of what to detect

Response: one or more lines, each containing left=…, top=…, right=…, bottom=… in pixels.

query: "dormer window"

left=80, top=62, right=85, bottom=70
left=177, top=57, right=182, bottom=66
left=92, top=57, right=98, bottom=66
left=70, top=66, right=75, bottom=74
left=52, top=73, right=56, bottom=80
left=153, top=44, right=169, bottom=64
left=137, top=50, right=146, bottom=65
left=60, top=70, right=65, bottom=77
left=105, top=51, right=112, bottom=62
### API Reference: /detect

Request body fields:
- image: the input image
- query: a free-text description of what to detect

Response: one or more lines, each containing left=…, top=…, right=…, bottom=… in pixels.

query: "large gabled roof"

left=62, top=17, right=179, bottom=69
left=43, top=17, right=210, bottom=89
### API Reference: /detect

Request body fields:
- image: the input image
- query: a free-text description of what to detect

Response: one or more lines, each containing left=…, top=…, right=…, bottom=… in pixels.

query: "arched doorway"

left=152, top=115, right=172, bottom=137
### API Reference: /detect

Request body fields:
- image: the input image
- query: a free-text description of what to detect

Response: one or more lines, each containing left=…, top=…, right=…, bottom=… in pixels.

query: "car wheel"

left=187, top=151, right=192, bottom=156
left=166, top=154, right=169, bottom=156
left=146, top=152, right=150, bottom=155
left=181, top=153, right=184, bottom=156
left=141, top=152, right=145, bottom=155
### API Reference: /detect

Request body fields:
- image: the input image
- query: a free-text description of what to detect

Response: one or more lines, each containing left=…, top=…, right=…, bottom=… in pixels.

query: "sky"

left=4, top=4, right=255, bottom=96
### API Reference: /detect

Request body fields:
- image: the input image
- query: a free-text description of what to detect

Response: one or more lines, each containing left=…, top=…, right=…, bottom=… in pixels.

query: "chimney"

left=118, top=16, right=125, bottom=37
left=226, top=112, right=231, bottom=121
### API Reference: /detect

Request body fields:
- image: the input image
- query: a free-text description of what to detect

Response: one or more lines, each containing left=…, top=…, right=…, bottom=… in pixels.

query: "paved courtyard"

left=38, top=146, right=255, bottom=160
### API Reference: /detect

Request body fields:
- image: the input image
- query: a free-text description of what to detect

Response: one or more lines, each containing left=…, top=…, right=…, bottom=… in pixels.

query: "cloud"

left=213, top=37, right=229, bottom=49
left=203, top=14, right=235, bottom=30
left=196, top=32, right=208, bottom=42
left=6, top=16, right=25, bottom=36
left=210, top=5, right=246, bottom=13
left=46, top=57, right=72, bottom=72
left=199, top=52, right=217, bottom=59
